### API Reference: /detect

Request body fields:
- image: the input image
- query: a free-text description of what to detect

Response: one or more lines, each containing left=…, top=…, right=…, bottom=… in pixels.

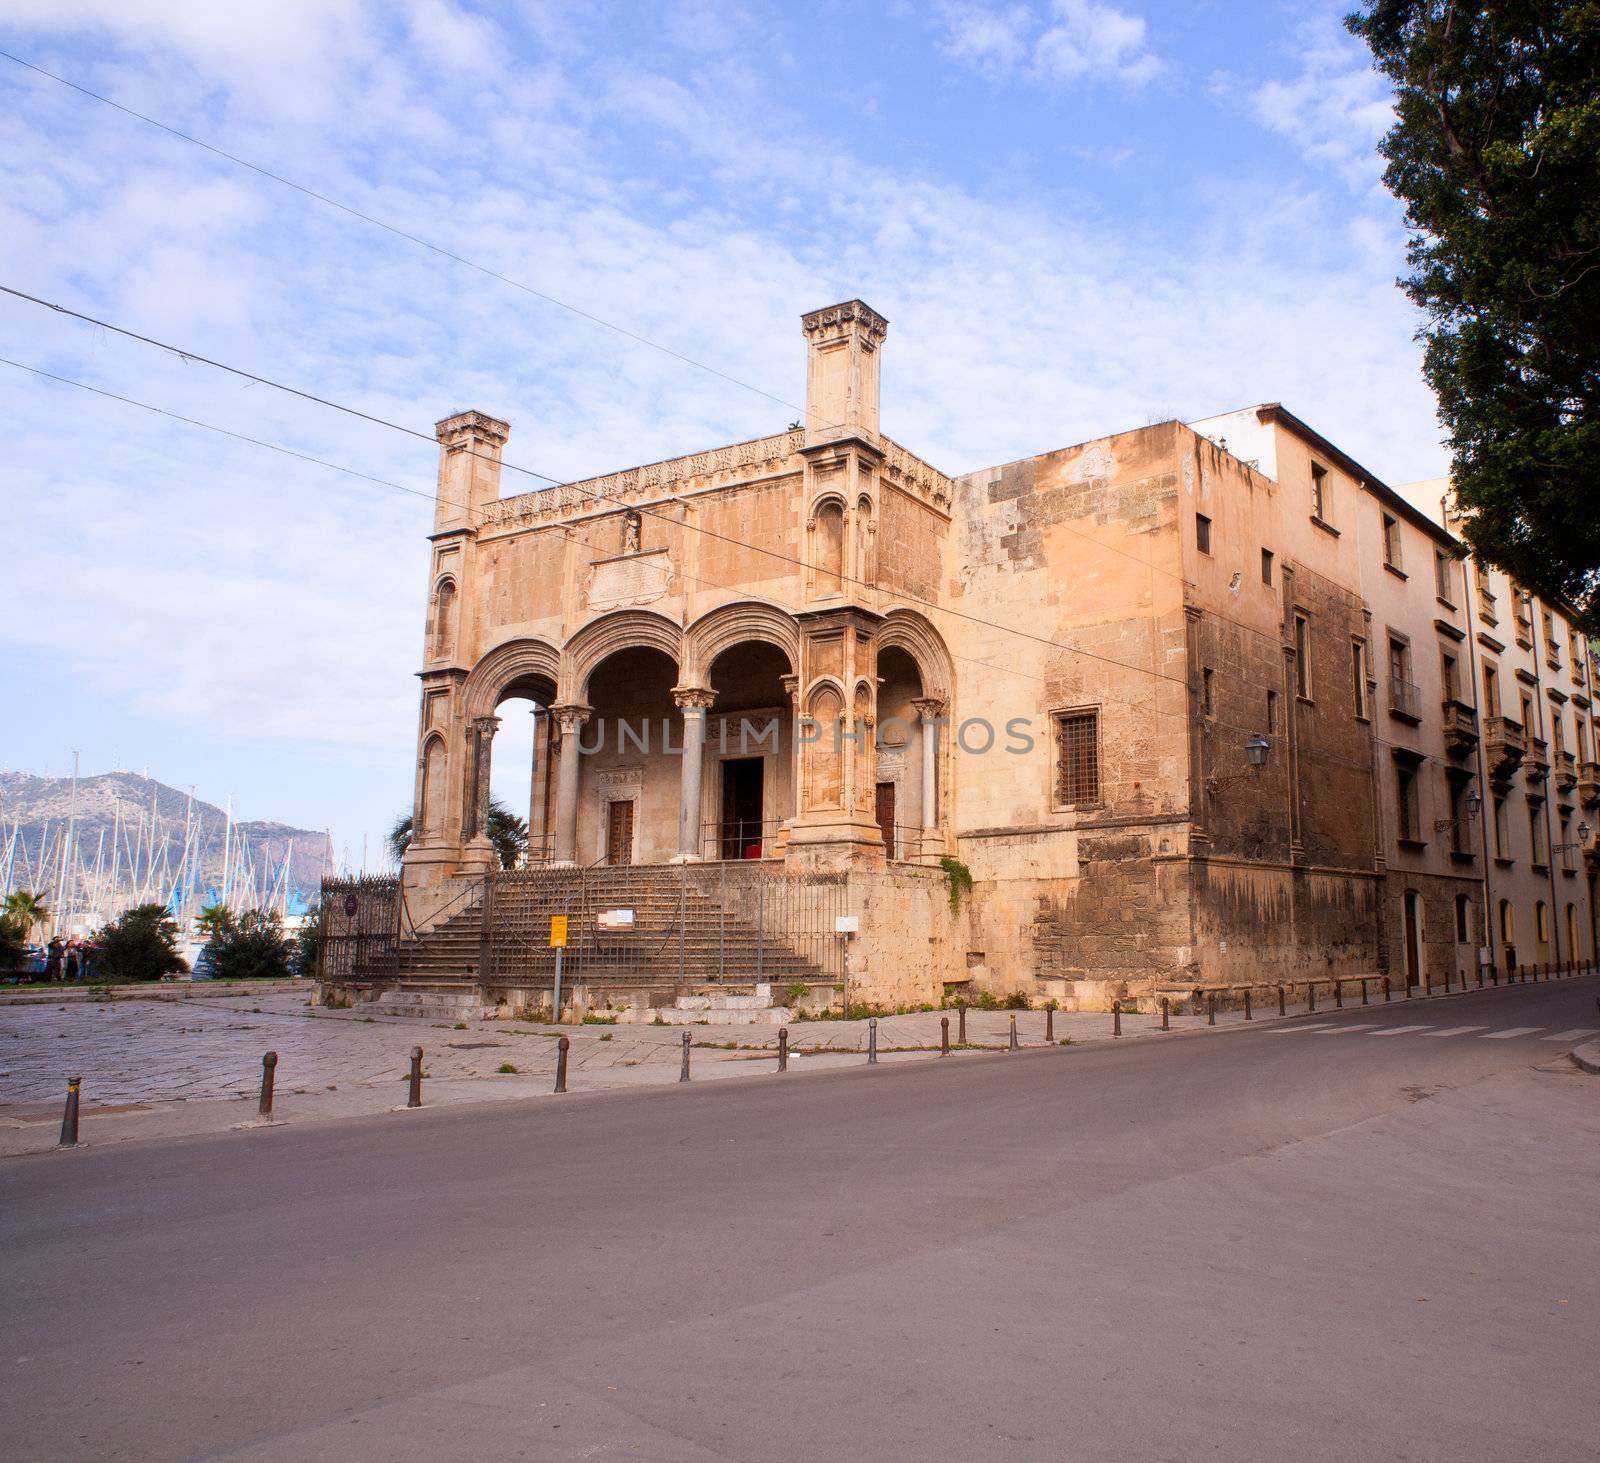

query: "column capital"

left=469, top=713, right=502, bottom=738
left=672, top=686, right=716, bottom=713
left=912, top=697, right=948, bottom=722
left=780, top=674, right=801, bottom=708
left=550, top=703, right=591, bottom=736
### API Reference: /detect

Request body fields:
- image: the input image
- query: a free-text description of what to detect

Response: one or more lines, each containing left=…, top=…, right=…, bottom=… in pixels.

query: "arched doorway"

left=582, top=645, right=681, bottom=865
left=707, top=641, right=793, bottom=860
left=876, top=645, right=925, bottom=861
left=1403, top=889, right=1423, bottom=987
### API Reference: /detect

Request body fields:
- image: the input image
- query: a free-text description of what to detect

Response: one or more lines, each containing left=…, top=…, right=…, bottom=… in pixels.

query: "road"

left=3, top=976, right=1597, bottom=1461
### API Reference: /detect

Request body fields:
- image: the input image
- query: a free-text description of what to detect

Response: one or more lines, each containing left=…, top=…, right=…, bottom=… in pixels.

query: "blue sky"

left=0, top=0, right=1432, bottom=871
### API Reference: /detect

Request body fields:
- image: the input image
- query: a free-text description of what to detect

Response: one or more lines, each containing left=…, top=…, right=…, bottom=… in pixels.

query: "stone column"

left=673, top=688, right=716, bottom=862
left=913, top=698, right=946, bottom=855
left=550, top=705, right=590, bottom=866
left=469, top=715, right=500, bottom=841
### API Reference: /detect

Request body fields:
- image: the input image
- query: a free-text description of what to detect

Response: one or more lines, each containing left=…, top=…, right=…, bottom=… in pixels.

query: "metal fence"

left=318, top=875, right=402, bottom=980
left=482, top=861, right=847, bottom=989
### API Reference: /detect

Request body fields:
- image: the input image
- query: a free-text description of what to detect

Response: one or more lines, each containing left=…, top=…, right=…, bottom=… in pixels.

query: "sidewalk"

left=0, top=981, right=1517, bottom=1157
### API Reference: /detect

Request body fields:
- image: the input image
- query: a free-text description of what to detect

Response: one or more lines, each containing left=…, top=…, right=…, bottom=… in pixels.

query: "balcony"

left=1388, top=676, right=1423, bottom=723
left=1484, top=716, right=1526, bottom=779
left=1441, top=699, right=1479, bottom=757
left=1556, top=750, right=1578, bottom=794
left=1578, top=761, right=1600, bottom=808
left=1524, top=736, right=1550, bottom=786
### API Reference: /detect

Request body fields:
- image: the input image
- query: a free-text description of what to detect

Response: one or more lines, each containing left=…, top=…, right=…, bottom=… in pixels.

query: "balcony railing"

left=1388, top=676, right=1423, bottom=722
left=1555, top=750, right=1578, bottom=792
left=1441, top=699, right=1479, bottom=756
left=1524, top=736, right=1550, bottom=784
left=1579, top=760, right=1600, bottom=808
left=1484, top=716, right=1526, bottom=778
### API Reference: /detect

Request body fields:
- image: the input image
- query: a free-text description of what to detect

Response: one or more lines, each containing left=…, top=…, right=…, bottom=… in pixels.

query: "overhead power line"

left=0, top=48, right=811, bottom=422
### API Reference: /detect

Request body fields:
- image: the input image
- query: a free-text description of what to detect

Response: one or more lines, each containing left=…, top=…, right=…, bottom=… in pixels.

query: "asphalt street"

left=3, top=975, right=1597, bottom=1461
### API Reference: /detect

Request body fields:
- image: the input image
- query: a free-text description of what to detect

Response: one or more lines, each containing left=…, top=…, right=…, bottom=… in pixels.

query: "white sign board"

left=834, top=915, right=859, bottom=936
left=597, top=908, right=636, bottom=929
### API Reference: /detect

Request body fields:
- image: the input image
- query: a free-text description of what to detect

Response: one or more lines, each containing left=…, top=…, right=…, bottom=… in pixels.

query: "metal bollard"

left=868, top=1017, right=879, bottom=1065
left=680, top=1030, right=692, bottom=1082
left=958, top=1004, right=967, bottom=1044
left=554, top=1035, right=569, bottom=1093
left=407, top=1047, right=423, bottom=1108
left=1477, top=966, right=1484, bottom=989
left=1244, top=988, right=1253, bottom=1022
left=59, top=1076, right=81, bottom=1147
left=1308, top=982, right=1316, bottom=1013
left=1383, top=976, right=1391, bottom=1003
left=1207, top=991, right=1216, bottom=1026
left=1335, top=980, right=1344, bottom=1009
left=1405, top=974, right=1413, bottom=998
left=1277, top=985, right=1286, bottom=1017
left=1008, top=1014, right=1019, bottom=1051
left=1490, top=967, right=1498, bottom=986
left=1112, top=1000, right=1122, bottom=1037
left=778, top=1026, right=789, bottom=1072
left=1161, top=997, right=1171, bottom=1031
left=1360, top=978, right=1369, bottom=1006
left=258, top=1051, right=278, bottom=1118
left=1046, top=1006, right=1054, bottom=1043
left=940, top=1016, right=950, bottom=1056
left=1425, top=969, right=1433, bottom=996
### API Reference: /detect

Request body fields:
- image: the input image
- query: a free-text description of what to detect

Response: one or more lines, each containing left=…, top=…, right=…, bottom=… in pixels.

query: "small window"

left=1195, top=513, right=1212, bottom=555
left=1267, top=688, right=1279, bottom=734
left=1441, top=651, right=1459, bottom=704
left=1434, top=549, right=1455, bottom=604
left=1536, top=901, right=1550, bottom=942
left=1310, top=462, right=1329, bottom=521
left=1447, top=779, right=1470, bottom=853
left=1382, top=513, right=1402, bottom=570
left=1261, top=548, right=1274, bottom=586
left=1202, top=667, right=1215, bottom=715
left=1396, top=764, right=1420, bottom=842
left=1499, top=899, right=1515, bottom=943
left=1351, top=640, right=1368, bottom=719
left=1454, top=895, right=1471, bottom=944
left=1294, top=612, right=1311, bottom=698
left=1529, top=805, right=1546, bottom=865
left=1482, top=662, right=1499, bottom=718
left=1053, top=709, right=1100, bottom=808
left=1493, top=794, right=1508, bottom=859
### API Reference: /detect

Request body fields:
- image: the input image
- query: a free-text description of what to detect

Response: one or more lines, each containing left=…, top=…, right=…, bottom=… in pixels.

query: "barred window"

left=1053, top=710, right=1100, bottom=807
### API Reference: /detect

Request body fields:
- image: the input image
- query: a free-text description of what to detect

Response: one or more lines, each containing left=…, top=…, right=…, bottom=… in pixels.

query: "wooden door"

left=875, top=781, right=896, bottom=860
left=1403, top=891, right=1421, bottom=986
left=605, top=800, right=635, bottom=866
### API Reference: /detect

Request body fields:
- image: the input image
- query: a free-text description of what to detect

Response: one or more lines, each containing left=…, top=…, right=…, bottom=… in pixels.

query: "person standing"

left=64, top=942, right=80, bottom=981
left=44, top=936, right=63, bottom=981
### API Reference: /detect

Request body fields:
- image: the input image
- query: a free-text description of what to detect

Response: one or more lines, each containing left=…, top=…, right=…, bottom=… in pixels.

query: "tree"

left=0, top=912, right=26, bottom=973
left=196, top=902, right=237, bottom=939
left=292, top=901, right=323, bottom=978
left=207, top=908, right=294, bottom=982
left=1347, top=2, right=1600, bottom=627
left=95, top=904, right=188, bottom=982
left=4, top=890, right=50, bottom=941
left=389, top=799, right=529, bottom=870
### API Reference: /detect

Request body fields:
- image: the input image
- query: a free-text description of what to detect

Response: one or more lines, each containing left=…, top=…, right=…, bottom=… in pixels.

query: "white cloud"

left=937, top=0, right=1161, bottom=88
left=1249, top=23, right=1394, bottom=189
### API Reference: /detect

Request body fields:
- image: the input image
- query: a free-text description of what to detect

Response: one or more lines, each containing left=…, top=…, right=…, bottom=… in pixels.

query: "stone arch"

left=682, top=600, right=800, bottom=684
left=855, top=492, right=876, bottom=583
left=804, top=680, right=846, bottom=812
left=878, top=607, right=955, bottom=701
left=561, top=609, right=682, bottom=700
left=809, top=497, right=846, bottom=594
left=461, top=637, right=561, bottom=721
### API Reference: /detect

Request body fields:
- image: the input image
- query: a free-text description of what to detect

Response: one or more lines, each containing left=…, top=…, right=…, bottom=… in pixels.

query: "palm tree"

left=196, top=903, right=236, bottom=939
left=4, top=890, right=50, bottom=941
left=389, top=801, right=528, bottom=870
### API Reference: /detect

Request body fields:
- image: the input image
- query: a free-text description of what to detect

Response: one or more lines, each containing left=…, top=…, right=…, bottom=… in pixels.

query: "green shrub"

left=94, top=904, right=187, bottom=982
left=939, top=856, right=973, bottom=914
left=786, top=981, right=810, bottom=1005
left=207, top=909, right=293, bottom=982
left=0, top=913, right=26, bottom=973
left=496, top=1062, right=519, bottom=1074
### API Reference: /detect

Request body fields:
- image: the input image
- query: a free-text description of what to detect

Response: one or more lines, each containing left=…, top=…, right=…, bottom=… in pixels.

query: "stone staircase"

left=342, top=865, right=833, bottom=1018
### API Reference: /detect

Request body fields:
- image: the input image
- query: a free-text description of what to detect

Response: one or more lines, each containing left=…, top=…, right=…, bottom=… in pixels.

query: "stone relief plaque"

left=587, top=549, right=672, bottom=611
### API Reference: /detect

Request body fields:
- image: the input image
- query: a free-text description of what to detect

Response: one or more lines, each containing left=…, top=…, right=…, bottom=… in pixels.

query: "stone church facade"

left=391, top=298, right=1599, bottom=1009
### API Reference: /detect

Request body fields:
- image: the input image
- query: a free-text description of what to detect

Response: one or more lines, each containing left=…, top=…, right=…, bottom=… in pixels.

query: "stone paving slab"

left=0, top=987, right=1339, bottom=1158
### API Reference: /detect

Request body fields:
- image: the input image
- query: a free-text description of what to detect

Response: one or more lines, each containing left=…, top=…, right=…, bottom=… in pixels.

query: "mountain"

left=0, top=770, right=334, bottom=920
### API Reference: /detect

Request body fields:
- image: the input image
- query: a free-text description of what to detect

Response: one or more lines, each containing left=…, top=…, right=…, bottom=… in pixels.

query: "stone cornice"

left=801, top=298, right=888, bottom=343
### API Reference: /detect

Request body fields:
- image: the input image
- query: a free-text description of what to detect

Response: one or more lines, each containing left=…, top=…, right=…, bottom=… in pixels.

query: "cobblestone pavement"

left=0, top=986, right=1285, bottom=1155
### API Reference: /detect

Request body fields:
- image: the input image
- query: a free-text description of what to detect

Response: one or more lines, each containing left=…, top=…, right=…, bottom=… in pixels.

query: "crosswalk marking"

left=1422, top=1026, right=1487, bottom=1038
left=1480, top=1026, right=1543, bottom=1040
left=1269, top=1024, right=1333, bottom=1033
left=1308, top=1025, right=1378, bottom=1034
left=1370, top=1025, right=1433, bottom=1036
left=1542, top=1028, right=1600, bottom=1042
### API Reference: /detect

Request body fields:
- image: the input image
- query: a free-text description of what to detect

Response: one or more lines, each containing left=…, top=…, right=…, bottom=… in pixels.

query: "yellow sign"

left=549, top=915, right=569, bottom=949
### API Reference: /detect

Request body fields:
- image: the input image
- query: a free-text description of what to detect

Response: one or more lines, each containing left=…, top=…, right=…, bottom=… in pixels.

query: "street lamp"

left=1244, top=734, right=1271, bottom=769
